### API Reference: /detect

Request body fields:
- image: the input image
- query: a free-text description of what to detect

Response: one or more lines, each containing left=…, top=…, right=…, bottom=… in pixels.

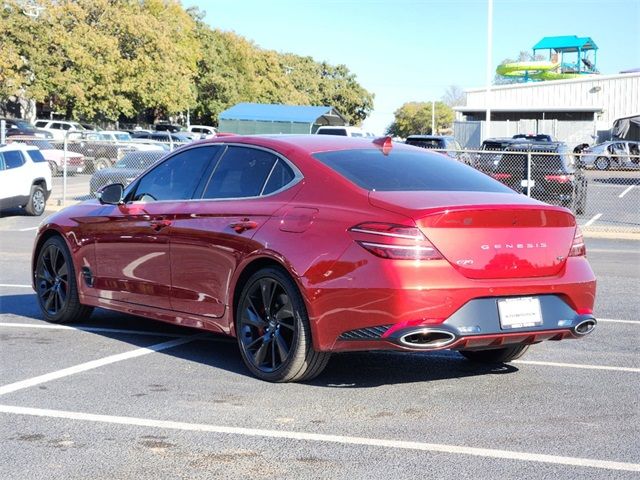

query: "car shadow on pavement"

left=1, top=293, right=519, bottom=387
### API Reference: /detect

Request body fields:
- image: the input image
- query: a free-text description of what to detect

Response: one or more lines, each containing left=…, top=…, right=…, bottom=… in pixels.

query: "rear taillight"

left=491, top=173, right=512, bottom=180
left=569, top=227, right=586, bottom=257
left=544, top=174, right=573, bottom=183
left=349, top=223, right=443, bottom=260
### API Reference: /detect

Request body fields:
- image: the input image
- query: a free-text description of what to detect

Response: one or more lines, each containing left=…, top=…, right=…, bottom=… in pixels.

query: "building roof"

left=454, top=106, right=603, bottom=113
left=219, top=103, right=346, bottom=125
left=533, top=36, right=598, bottom=52
left=465, top=72, right=639, bottom=93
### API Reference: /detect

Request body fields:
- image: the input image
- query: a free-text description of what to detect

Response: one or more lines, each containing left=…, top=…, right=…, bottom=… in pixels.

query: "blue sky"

left=190, top=0, right=640, bottom=134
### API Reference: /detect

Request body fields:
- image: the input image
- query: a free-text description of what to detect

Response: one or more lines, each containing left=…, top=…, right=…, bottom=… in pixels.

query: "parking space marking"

left=513, top=360, right=640, bottom=373
left=583, top=213, right=602, bottom=227
left=0, top=284, right=31, bottom=288
left=18, top=227, right=39, bottom=232
left=0, top=322, right=188, bottom=338
left=0, top=405, right=638, bottom=473
left=599, top=318, right=640, bottom=325
left=618, top=185, right=636, bottom=198
left=0, top=334, right=205, bottom=396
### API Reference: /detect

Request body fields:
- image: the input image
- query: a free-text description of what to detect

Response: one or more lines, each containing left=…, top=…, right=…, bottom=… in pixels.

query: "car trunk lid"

left=369, top=191, right=576, bottom=279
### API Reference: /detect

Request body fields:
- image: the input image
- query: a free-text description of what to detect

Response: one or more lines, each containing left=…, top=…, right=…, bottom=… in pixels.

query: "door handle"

left=150, top=219, right=172, bottom=231
left=229, top=219, right=258, bottom=233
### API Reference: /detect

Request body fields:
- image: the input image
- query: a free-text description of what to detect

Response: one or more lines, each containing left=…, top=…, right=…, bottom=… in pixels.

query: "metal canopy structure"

left=533, top=36, right=598, bottom=53
left=218, top=103, right=347, bottom=134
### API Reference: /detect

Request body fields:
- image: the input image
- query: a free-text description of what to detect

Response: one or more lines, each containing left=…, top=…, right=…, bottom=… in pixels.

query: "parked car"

left=580, top=140, right=640, bottom=170
left=405, top=135, right=470, bottom=164
left=131, top=131, right=192, bottom=143
left=61, top=131, right=166, bottom=172
left=32, top=135, right=596, bottom=382
left=491, top=142, right=587, bottom=214
left=512, top=134, right=554, bottom=142
left=34, top=120, right=86, bottom=141
left=89, top=150, right=167, bottom=195
left=6, top=137, right=85, bottom=176
left=92, top=130, right=133, bottom=143
left=154, top=123, right=182, bottom=133
left=474, top=137, right=550, bottom=173
left=188, top=125, right=217, bottom=139
left=0, top=143, right=52, bottom=215
left=316, top=126, right=373, bottom=137
left=1, top=117, right=53, bottom=139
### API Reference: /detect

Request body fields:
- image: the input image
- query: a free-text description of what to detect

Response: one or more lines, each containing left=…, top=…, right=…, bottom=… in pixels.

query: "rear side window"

left=27, top=150, right=46, bottom=163
left=313, top=148, right=512, bottom=193
left=3, top=150, right=25, bottom=169
left=317, top=128, right=347, bottom=136
left=203, top=146, right=277, bottom=199
left=263, top=160, right=295, bottom=195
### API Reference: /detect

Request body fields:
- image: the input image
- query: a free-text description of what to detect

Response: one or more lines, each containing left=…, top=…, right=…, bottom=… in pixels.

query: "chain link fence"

left=431, top=145, right=640, bottom=235
left=15, top=132, right=638, bottom=236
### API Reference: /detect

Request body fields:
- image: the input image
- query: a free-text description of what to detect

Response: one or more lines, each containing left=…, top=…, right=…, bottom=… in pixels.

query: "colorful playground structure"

left=496, top=35, right=599, bottom=82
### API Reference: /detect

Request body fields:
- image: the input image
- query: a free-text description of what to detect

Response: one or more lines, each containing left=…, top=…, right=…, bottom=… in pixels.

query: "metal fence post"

left=526, top=150, right=532, bottom=197
left=0, top=120, right=5, bottom=144
left=62, top=132, right=69, bottom=206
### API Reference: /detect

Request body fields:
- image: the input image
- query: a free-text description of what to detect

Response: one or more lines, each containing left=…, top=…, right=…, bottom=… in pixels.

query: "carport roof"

left=533, top=36, right=598, bottom=52
left=219, top=103, right=347, bottom=125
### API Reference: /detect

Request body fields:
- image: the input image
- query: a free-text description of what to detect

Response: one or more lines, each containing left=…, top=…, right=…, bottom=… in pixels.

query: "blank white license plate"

left=497, top=297, right=543, bottom=329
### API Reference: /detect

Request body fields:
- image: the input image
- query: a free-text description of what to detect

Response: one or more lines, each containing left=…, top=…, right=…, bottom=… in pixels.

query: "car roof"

left=189, top=134, right=408, bottom=155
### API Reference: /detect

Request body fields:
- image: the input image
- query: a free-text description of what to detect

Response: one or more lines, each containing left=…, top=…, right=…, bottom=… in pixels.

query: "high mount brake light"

left=349, top=223, right=443, bottom=260
left=372, top=136, right=393, bottom=155
left=569, top=226, right=586, bottom=257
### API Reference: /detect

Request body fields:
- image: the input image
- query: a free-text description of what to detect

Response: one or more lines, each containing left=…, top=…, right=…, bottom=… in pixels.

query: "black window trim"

left=124, top=143, right=302, bottom=204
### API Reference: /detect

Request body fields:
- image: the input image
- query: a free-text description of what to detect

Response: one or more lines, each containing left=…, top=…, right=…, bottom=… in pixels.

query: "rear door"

left=169, top=145, right=300, bottom=319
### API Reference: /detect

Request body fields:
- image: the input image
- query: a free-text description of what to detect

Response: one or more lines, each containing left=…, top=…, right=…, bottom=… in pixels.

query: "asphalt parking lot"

left=0, top=211, right=638, bottom=479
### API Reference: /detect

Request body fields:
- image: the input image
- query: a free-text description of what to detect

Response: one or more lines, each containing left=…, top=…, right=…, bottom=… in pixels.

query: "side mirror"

left=97, top=183, right=124, bottom=205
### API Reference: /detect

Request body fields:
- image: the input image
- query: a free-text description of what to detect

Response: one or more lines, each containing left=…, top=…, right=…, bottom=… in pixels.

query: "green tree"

left=386, top=101, right=454, bottom=137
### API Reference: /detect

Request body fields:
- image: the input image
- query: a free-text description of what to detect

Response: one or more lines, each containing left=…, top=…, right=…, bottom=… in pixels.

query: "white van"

left=187, top=125, right=217, bottom=139
left=315, top=126, right=374, bottom=137
left=34, top=120, right=86, bottom=141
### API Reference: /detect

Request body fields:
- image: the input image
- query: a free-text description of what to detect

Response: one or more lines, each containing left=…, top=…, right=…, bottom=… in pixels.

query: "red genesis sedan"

left=31, top=135, right=597, bottom=382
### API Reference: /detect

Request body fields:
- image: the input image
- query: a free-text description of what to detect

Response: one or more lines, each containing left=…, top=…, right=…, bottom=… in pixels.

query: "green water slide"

left=496, top=61, right=583, bottom=81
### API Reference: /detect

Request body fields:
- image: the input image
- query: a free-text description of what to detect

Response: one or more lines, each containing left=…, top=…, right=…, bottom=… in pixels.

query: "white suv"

left=0, top=144, right=52, bottom=216
left=316, top=126, right=374, bottom=137
left=34, top=120, right=86, bottom=141
left=187, top=125, right=217, bottom=139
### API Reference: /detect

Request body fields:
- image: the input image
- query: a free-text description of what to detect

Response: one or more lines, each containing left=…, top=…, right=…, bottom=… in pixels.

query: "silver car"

left=580, top=141, right=640, bottom=170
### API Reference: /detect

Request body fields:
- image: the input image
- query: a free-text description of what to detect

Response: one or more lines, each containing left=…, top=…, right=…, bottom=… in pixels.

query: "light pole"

left=485, top=0, right=493, bottom=140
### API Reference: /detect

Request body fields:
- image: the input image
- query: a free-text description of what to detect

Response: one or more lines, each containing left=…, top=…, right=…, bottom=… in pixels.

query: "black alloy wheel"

left=236, top=267, right=330, bottom=382
left=35, top=237, right=93, bottom=323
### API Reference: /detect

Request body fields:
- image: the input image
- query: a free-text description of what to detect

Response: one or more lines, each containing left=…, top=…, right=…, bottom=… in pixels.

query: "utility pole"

left=485, top=0, right=493, bottom=140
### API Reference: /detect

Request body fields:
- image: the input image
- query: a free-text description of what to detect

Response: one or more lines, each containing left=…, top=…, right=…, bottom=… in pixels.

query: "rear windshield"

left=406, top=138, right=445, bottom=149
left=498, top=147, right=573, bottom=172
left=317, top=128, right=347, bottom=136
left=313, top=149, right=512, bottom=192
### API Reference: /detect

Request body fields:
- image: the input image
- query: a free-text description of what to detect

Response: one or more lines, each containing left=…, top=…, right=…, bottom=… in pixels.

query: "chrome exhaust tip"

left=397, top=328, right=457, bottom=349
left=573, top=318, right=597, bottom=336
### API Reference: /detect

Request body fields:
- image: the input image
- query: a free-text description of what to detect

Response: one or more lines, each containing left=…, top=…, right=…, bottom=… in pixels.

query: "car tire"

left=459, top=345, right=530, bottom=363
left=94, top=158, right=111, bottom=171
left=49, top=161, right=59, bottom=176
left=25, top=185, right=46, bottom=216
left=594, top=156, right=610, bottom=171
left=235, top=266, right=330, bottom=382
left=34, top=236, right=94, bottom=323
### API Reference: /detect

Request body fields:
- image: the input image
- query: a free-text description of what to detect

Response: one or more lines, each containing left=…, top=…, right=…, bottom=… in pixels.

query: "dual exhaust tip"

left=394, top=318, right=597, bottom=349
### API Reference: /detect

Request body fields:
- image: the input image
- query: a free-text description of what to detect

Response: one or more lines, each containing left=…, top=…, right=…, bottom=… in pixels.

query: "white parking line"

left=0, top=284, right=31, bottom=288
left=599, top=318, right=640, bottom=325
left=583, top=213, right=602, bottom=227
left=0, top=334, right=204, bottom=396
left=618, top=184, right=636, bottom=198
left=0, top=405, right=637, bottom=472
left=512, top=360, right=640, bottom=373
left=18, top=227, right=39, bottom=232
left=0, top=322, right=187, bottom=338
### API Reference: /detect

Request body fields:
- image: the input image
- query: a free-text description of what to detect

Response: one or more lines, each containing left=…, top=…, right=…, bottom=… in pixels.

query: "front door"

left=93, top=145, right=219, bottom=309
